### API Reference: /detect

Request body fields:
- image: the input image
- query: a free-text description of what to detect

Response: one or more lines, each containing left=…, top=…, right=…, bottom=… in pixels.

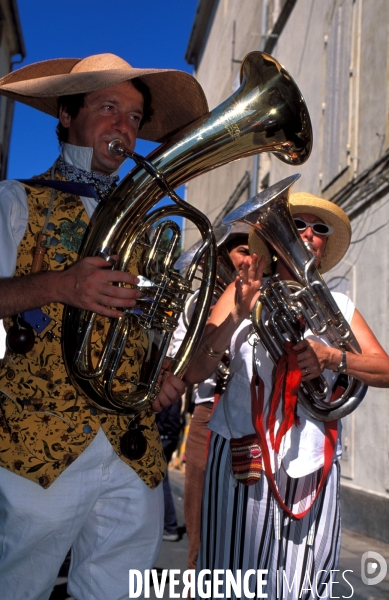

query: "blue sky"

left=8, top=0, right=200, bottom=179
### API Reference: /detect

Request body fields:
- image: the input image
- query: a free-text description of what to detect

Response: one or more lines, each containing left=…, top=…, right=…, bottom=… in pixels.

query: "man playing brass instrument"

left=0, top=53, right=208, bottom=599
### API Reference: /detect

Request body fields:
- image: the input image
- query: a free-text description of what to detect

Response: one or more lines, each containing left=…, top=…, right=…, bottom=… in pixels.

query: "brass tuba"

left=223, top=174, right=367, bottom=421
left=62, top=51, right=313, bottom=415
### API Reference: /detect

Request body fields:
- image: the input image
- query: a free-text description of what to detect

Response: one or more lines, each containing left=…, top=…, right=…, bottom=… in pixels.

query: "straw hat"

left=247, top=230, right=274, bottom=275
left=249, top=191, right=351, bottom=274
left=0, top=53, right=209, bottom=142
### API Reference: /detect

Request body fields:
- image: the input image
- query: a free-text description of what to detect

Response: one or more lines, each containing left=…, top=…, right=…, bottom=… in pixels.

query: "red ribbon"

left=251, top=372, right=339, bottom=519
left=267, top=341, right=302, bottom=453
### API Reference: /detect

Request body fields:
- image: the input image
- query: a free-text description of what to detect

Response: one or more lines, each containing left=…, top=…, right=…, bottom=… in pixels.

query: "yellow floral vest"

left=0, top=170, right=166, bottom=489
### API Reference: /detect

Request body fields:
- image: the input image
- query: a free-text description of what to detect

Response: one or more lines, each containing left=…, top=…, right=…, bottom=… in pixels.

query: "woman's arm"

left=294, top=308, right=389, bottom=388
left=184, top=254, right=265, bottom=385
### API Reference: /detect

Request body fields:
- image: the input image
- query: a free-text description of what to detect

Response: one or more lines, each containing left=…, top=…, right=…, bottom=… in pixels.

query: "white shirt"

left=170, top=314, right=217, bottom=404
left=209, top=291, right=355, bottom=478
left=0, top=144, right=120, bottom=278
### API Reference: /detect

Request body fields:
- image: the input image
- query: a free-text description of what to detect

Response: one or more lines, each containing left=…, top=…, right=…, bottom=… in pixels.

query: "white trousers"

left=0, top=427, right=164, bottom=600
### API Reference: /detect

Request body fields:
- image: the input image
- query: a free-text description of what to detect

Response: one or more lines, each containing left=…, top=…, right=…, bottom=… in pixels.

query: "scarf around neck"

left=56, top=155, right=119, bottom=202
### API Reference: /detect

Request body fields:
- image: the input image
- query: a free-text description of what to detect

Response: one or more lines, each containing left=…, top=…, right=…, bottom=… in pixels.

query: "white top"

left=209, top=291, right=355, bottom=478
left=170, top=315, right=216, bottom=404
left=0, top=144, right=121, bottom=278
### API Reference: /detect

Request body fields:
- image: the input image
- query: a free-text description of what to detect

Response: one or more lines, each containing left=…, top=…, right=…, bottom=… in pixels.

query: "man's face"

left=59, top=81, right=144, bottom=175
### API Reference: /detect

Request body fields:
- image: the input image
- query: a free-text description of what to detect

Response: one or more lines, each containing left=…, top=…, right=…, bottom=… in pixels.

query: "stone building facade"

left=184, top=0, right=389, bottom=542
left=0, top=0, right=24, bottom=180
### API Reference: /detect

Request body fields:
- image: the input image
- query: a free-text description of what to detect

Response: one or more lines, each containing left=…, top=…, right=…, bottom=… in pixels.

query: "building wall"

left=268, top=3, right=389, bottom=533
left=0, top=0, right=25, bottom=179
left=0, top=0, right=24, bottom=359
left=185, top=0, right=389, bottom=541
left=184, top=0, right=271, bottom=248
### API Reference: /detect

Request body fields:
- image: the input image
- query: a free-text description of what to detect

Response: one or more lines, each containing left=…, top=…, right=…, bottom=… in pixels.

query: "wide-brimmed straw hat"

left=249, top=191, right=351, bottom=274
left=0, top=53, right=209, bottom=142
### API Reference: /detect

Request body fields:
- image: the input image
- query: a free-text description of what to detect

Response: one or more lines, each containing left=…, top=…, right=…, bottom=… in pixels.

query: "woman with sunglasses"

left=184, top=192, right=389, bottom=600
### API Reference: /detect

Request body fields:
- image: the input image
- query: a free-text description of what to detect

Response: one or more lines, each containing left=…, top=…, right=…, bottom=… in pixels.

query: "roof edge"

left=185, top=0, right=218, bottom=66
left=263, top=0, right=297, bottom=54
left=7, top=0, right=26, bottom=60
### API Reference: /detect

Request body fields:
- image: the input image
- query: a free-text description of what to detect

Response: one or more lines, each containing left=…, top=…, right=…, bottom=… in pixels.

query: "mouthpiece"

left=108, top=139, right=125, bottom=157
left=304, top=241, right=315, bottom=256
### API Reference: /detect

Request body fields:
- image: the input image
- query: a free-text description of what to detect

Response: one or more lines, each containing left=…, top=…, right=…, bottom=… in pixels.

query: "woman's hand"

left=293, top=338, right=334, bottom=381
left=233, top=253, right=266, bottom=321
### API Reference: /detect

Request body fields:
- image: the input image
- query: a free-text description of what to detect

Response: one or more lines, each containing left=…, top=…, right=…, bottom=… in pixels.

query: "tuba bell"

left=62, top=51, right=313, bottom=415
left=222, top=174, right=367, bottom=421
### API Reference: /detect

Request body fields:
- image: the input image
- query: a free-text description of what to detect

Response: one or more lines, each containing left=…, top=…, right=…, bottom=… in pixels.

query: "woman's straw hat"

left=0, top=53, right=209, bottom=143
left=248, top=191, right=351, bottom=274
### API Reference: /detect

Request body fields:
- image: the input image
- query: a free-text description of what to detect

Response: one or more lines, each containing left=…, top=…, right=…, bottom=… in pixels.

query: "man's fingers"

left=78, top=257, right=140, bottom=286
left=61, top=256, right=144, bottom=315
left=163, top=372, right=186, bottom=396
left=151, top=373, right=185, bottom=412
left=151, top=399, right=163, bottom=413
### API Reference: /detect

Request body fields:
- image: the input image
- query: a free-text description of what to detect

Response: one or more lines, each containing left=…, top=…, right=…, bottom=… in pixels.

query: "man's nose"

left=112, top=112, right=131, bottom=134
left=111, top=113, right=137, bottom=150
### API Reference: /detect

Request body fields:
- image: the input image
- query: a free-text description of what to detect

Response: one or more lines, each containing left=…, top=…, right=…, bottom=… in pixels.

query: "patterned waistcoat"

left=0, top=170, right=166, bottom=489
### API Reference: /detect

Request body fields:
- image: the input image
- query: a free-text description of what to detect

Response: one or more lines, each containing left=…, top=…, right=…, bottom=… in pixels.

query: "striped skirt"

left=197, top=433, right=341, bottom=600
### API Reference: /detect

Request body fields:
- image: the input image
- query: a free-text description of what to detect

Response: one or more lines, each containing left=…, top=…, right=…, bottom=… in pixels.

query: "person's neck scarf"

left=56, top=155, right=119, bottom=202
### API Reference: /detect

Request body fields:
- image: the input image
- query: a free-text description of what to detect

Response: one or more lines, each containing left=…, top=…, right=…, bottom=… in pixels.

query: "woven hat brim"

left=248, top=193, right=351, bottom=275
left=289, top=193, right=351, bottom=273
left=248, top=228, right=274, bottom=275
left=0, top=60, right=208, bottom=143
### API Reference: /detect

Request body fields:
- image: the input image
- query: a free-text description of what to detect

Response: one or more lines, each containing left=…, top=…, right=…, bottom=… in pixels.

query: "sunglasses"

left=293, top=217, right=333, bottom=237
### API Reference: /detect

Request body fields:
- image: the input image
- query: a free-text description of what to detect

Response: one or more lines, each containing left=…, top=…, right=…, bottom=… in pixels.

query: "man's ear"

left=58, top=105, right=71, bottom=128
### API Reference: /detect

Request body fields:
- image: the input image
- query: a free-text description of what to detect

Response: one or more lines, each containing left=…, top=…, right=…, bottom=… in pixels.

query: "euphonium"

left=222, top=174, right=367, bottom=421
left=62, top=51, right=313, bottom=415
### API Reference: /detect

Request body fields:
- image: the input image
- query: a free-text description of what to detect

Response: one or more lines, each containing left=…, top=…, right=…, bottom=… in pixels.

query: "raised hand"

left=234, top=253, right=266, bottom=320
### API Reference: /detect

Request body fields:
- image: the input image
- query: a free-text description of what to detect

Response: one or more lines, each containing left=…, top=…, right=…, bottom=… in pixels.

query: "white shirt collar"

left=61, top=143, right=121, bottom=177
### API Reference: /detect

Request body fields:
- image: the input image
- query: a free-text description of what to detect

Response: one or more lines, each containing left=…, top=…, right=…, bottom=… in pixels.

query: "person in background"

left=156, top=398, right=183, bottom=541
left=173, top=223, right=251, bottom=569
left=0, top=53, right=208, bottom=600
left=185, top=192, right=389, bottom=599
